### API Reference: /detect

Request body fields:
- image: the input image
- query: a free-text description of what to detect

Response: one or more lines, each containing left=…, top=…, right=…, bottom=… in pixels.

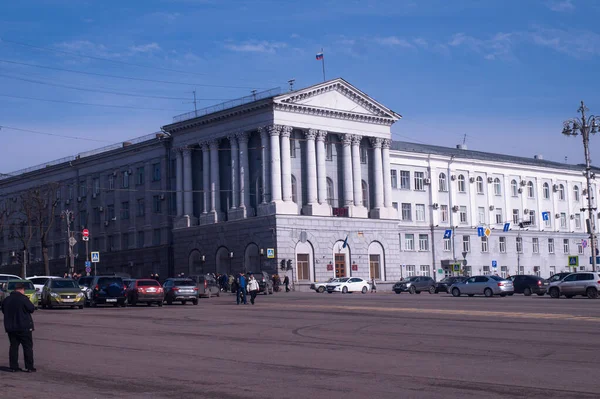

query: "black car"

left=247, top=272, right=274, bottom=295
left=393, top=276, right=436, bottom=294
left=188, top=274, right=220, bottom=298
left=509, top=275, right=548, bottom=296
left=88, top=276, right=127, bottom=307
left=435, top=276, right=468, bottom=293
left=163, top=278, right=199, bottom=305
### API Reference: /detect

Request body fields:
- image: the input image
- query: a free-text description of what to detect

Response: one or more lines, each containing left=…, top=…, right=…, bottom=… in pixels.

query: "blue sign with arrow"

left=492, top=260, right=497, bottom=268
left=443, top=229, right=452, bottom=239
left=542, top=212, right=550, bottom=221
left=503, top=223, right=510, bottom=232
left=477, top=227, right=484, bottom=237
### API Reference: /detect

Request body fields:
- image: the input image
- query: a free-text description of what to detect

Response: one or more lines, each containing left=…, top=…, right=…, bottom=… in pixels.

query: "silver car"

left=450, top=275, right=514, bottom=297
left=547, top=272, right=600, bottom=299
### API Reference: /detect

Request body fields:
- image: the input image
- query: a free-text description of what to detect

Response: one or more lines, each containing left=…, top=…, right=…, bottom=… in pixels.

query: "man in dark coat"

left=1, top=282, right=36, bottom=372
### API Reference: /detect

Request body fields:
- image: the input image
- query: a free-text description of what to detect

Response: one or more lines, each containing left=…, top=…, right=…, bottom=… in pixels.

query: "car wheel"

left=342, top=286, right=348, bottom=294
left=523, top=287, right=532, bottom=296
left=78, top=305, right=84, bottom=309
left=395, top=290, right=401, bottom=294
left=158, top=301, right=163, bottom=307
left=182, top=300, right=187, bottom=305
left=537, top=293, right=545, bottom=296
left=484, top=288, right=493, bottom=297
left=451, top=288, right=461, bottom=297
left=549, top=288, right=560, bottom=298
left=192, top=299, right=199, bottom=305
left=361, top=286, right=368, bottom=294
left=317, top=287, right=325, bottom=293
left=146, top=302, right=152, bottom=306
left=586, top=287, right=598, bottom=299
left=166, top=298, right=173, bottom=305
left=429, top=286, right=436, bottom=295
left=409, top=286, right=416, bottom=294
left=468, top=294, right=474, bottom=297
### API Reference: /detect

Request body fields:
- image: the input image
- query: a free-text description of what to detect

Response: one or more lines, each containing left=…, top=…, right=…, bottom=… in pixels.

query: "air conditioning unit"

left=517, top=188, right=523, bottom=194
left=104, top=221, right=109, bottom=226
left=487, top=177, right=494, bottom=183
left=65, top=199, right=70, bottom=205
left=452, top=205, right=459, bottom=212
left=469, top=177, right=475, bottom=183
left=424, top=178, right=431, bottom=185
left=555, top=213, right=560, bottom=219
left=450, top=175, right=457, bottom=181
left=77, top=197, right=82, bottom=203
left=92, top=193, right=97, bottom=199
left=489, top=205, right=495, bottom=211
left=99, top=206, right=104, bottom=212
left=553, top=184, right=559, bottom=192
left=112, top=171, right=117, bottom=177
left=127, top=169, right=133, bottom=174
left=520, top=180, right=527, bottom=186
left=159, top=194, right=165, bottom=200
left=432, top=203, right=439, bottom=210
left=570, top=214, right=575, bottom=220
left=111, top=217, right=117, bottom=221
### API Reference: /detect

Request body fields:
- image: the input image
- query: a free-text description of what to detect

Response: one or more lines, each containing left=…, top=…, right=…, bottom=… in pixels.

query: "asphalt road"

left=1, top=291, right=600, bottom=399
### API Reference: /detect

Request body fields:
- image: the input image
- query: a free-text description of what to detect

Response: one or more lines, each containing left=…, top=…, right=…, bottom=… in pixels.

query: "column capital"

left=281, top=125, right=293, bottom=138
left=267, top=125, right=282, bottom=137
left=228, top=134, right=238, bottom=145
left=370, top=137, right=383, bottom=148
left=306, top=129, right=318, bottom=140
left=199, top=141, right=210, bottom=151
left=351, top=135, right=363, bottom=145
left=381, top=139, right=391, bottom=149
left=316, top=130, right=328, bottom=142
left=172, top=147, right=183, bottom=156
left=342, top=133, right=353, bottom=146
left=209, top=138, right=220, bottom=150
left=236, top=131, right=249, bottom=143
left=182, top=148, right=192, bottom=157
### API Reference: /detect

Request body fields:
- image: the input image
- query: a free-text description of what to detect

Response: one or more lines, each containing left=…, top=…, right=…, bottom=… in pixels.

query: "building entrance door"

left=335, top=253, right=346, bottom=278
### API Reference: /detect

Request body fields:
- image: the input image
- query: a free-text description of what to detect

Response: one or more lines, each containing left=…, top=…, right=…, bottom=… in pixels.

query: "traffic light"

left=286, top=259, right=292, bottom=271
left=280, top=259, right=286, bottom=271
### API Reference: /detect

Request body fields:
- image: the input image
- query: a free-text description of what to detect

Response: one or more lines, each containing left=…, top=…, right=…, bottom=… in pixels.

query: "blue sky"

left=1, top=0, right=600, bottom=172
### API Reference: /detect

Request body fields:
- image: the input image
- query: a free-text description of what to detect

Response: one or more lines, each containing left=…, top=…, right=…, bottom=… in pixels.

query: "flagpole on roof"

left=321, top=48, right=326, bottom=82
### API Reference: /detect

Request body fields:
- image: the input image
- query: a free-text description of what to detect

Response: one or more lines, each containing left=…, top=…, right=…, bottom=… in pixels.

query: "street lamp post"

left=562, top=101, right=598, bottom=272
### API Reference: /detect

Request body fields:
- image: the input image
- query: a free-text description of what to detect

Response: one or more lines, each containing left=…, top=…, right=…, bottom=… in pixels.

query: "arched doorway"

left=367, top=241, right=385, bottom=281
left=295, top=241, right=314, bottom=282
left=332, top=240, right=350, bottom=278
left=215, top=246, right=231, bottom=275
left=188, top=250, right=204, bottom=275
left=244, top=243, right=260, bottom=272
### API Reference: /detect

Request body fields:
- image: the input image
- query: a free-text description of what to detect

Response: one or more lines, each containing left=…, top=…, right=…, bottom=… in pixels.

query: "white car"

left=310, top=278, right=342, bottom=293
left=326, top=277, right=370, bottom=294
left=26, top=276, right=61, bottom=299
left=0, top=274, right=21, bottom=284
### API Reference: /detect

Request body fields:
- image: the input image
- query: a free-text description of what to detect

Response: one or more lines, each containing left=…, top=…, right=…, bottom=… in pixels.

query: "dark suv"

left=509, top=275, right=548, bottom=296
left=248, top=272, right=273, bottom=295
left=89, top=276, right=127, bottom=307
left=188, top=274, right=220, bottom=298
left=163, top=278, right=199, bottom=305
left=393, top=276, right=436, bottom=294
left=435, top=276, right=468, bottom=293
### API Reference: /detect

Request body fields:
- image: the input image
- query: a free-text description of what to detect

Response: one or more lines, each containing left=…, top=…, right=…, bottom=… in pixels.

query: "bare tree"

left=14, top=192, right=35, bottom=277
left=31, top=183, right=61, bottom=275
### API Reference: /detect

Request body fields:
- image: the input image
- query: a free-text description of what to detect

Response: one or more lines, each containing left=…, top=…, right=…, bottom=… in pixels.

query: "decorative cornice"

left=370, top=137, right=383, bottom=148
left=273, top=102, right=394, bottom=126
left=280, top=125, right=293, bottom=137
left=306, top=129, right=318, bottom=140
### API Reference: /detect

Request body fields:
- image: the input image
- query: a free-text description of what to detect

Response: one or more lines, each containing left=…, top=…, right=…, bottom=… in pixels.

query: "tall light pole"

left=562, top=101, right=598, bottom=272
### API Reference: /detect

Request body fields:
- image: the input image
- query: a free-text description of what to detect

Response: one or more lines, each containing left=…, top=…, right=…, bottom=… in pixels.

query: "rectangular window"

left=578, top=243, right=584, bottom=255
left=532, top=237, right=539, bottom=253
left=400, top=171, right=410, bottom=189
left=108, top=175, right=115, bottom=190
left=414, top=172, right=424, bottom=191
left=122, top=171, right=130, bottom=189
left=137, top=199, right=145, bottom=217
left=137, top=231, right=145, bottom=248
left=443, top=238, right=451, bottom=251
left=297, top=253, right=310, bottom=280
left=401, top=203, right=412, bottom=221
left=548, top=238, right=554, bottom=254
left=326, top=137, right=333, bottom=161
left=107, top=235, right=114, bottom=252
left=518, top=266, right=524, bottom=275
left=462, top=235, right=470, bottom=252
left=516, top=237, right=523, bottom=253
left=563, top=238, right=569, bottom=254
left=464, top=266, right=472, bottom=276
left=529, top=210, right=536, bottom=226
left=478, top=207, right=485, bottom=225
left=415, top=204, right=425, bottom=222
left=369, top=254, right=381, bottom=280
left=93, top=178, right=100, bottom=196
left=392, top=202, right=398, bottom=211
left=534, top=266, right=541, bottom=277
left=137, top=167, right=145, bottom=185
left=79, top=210, right=87, bottom=228
left=512, top=209, right=519, bottom=224
left=560, top=213, right=567, bottom=228
left=360, top=146, right=367, bottom=164
left=68, top=185, right=74, bottom=199
left=418, top=234, right=429, bottom=251
left=404, top=234, right=414, bottom=251
left=79, top=182, right=87, bottom=198
left=440, top=205, right=449, bottom=222
left=481, top=236, right=488, bottom=252
left=107, top=204, right=115, bottom=221
left=495, top=208, right=503, bottom=224
left=575, top=213, right=582, bottom=229
left=419, top=265, right=430, bottom=277
left=545, top=216, right=551, bottom=228
left=550, top=266, right=556, bottom=276
left=500, top=266, right=508, bottom=278
left=390, top=170, right=398, bottom=189
left=459, top=206, right=468, bottom=224
left=121, top=201, right=130, bottom=220
left=406, top=265, right=416, bottom=277
left=483, top=266, right=490, bottom=275
left=153, top=229, right=161, bottom=246
left=93, top=207, right=101, bottom=224
left=122, top=233, right=130, bottom=250
left=290, top=138, right=296, bottom=158
left=153, top=196, right=162, bottom=213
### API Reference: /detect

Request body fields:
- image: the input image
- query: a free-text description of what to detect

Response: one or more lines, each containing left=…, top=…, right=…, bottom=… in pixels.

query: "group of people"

left=63, top=272, right=83, bottom=280
left=231, top=272, right=260, bottom=305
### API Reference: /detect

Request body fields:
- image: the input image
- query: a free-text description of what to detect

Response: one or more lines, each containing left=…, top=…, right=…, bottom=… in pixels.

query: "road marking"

left=265, top=303, right=600, bottom=323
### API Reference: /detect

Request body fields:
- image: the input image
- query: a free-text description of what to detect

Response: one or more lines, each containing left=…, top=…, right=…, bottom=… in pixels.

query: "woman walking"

left=247, top=273, right=260, bottom=305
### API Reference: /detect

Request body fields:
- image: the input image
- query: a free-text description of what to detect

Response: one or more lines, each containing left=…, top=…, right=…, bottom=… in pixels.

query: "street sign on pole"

left=542, top=212, right=550, bottom=221
left=85, top=267, right=92, bottom=274
left=91, top=252, right=100, bottom=263
left=477, top=227, right=484, bottom=237
left=568, top=256, right=579, bottom=267
left=484, top=228, right=491, bottom=237
left=82, top=229, right=89, bottom=237
left=443, top=229, right=452, bottom=239
left=492, top=260, right=497, bottom=268
left=437, top=268, right=444, bottom=275
left=582, top=239, right=588, bottom=248
left=503, top=223, right=510, bottom=232
left=266, top=248, right=275, bottom=259
left=69, top=237, right=77, bottom=247
left=85, top=261, right=91, bottom=268
left=82, top=236, right=89, bottom=242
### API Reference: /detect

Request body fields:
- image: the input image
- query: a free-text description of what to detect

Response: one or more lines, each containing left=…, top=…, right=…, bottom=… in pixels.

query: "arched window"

left=493, top=178, right=501, bottom=196
left=326, top=178, right=334, bottom=206
left=527, top=181, right=534, bottom=198
left=476, top=176, right=484, bottom=194
left=543, top=183, right=550, bottom=199
left=511, top=180, right=518, bottom=197
left=291, top=175, right=298, bottom=203
left=362, top=180, right=369, bottom=209
left=438, top=173, right=447, bottom=192
left=558, top=184, right=565, bottom=201
left=457, top=175, right=465, bottom=193
left=573, top=185, right=580, bottom=202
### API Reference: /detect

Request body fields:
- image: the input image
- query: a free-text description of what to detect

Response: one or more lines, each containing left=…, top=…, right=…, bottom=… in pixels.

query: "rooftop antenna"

left=251, top=89, right=257, bottom=100
left=288, top=79, right=295, bottom=92
left=462, top=133, right=467, bottom=146
left=565, top=156, right=568, bottom=163
left=184, top=89, right=198, bottom=117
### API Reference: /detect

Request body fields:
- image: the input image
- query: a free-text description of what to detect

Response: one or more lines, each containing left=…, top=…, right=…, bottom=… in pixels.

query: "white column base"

left=227, top=206, right=253, bottom=221
left=257, top=202, right=276, bottom=216
left=174, top=215, right=198, bottom=229
left=302, top=202, right=332, bottom=216
left=348, top=205, right=369, bottom=218
left=199, top=211, right=224, bottom=224
left=258, top=200, right=298, bottom=215
left=369, top=207, right=398, bottom=220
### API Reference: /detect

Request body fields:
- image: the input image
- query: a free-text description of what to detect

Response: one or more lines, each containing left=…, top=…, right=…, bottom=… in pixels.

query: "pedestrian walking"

left=247, top=273, right=260, bottom=305
left=228, top=274, right=235, bottom=293
left=1, top=282, right=36, bottom=372
left=283, top=275, right=290, bottom=292
left=236, top=273, right=247, bottom=305
left=371, top=278, right=377, bottom=293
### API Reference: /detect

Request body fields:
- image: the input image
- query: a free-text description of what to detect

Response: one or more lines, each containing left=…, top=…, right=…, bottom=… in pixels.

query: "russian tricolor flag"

left=316, top=52, right=323, bottom=60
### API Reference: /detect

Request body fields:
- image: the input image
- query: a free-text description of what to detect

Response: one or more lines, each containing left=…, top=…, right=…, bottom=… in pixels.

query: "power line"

left=0, top=125, right=114, bottom=143
left=0, top=58, right=266, bottom=90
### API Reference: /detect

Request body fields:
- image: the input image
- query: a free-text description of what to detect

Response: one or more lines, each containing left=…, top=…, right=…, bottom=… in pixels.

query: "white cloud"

left=448, top=32, right=517, bottom=60
left=546, top=0, right=575, bottom=12
left=373, top=36, right=413, bottom=48
left=224, top=40, right=287, bottom=54
left=130, top=43, right=162, bottom=53
left=528, top=26, right=600, bottom=58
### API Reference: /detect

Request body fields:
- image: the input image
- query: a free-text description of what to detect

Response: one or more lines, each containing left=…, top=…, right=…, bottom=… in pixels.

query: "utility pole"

left=62, top=210, right=75, bottom=276
left=562, top=101, right=599, bottom=272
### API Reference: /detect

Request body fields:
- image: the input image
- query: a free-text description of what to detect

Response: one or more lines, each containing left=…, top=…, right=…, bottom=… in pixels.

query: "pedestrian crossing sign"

left=91, top=252, right=100, bottom=263
left=266, top=248, right=275, bottom=259
left=568, top=256, right=578, bottom=267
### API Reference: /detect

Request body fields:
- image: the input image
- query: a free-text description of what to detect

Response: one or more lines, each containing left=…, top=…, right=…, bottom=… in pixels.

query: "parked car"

left=127, top=279, right=164, bottom=306
left=40, top=278, right=85, bottom=309
left=27, top=276, right=61, bottom=299
left=0, top=274, right=20, bottom=284
left=0, top=279, right=38, bottom=309
left=450, top=275, right=514, bottom=297
left=548, top=272, right=600, bottom=299
left=547, top=272, right=572, bottom=283
left=311, top=278, right=342, bottom=293
left=393, top=276, right=436, bottom=294
left=326, top=277, right=370, bottom=294
left=88, top=276, right=127, bottom=307
left=78, top=276, right=95, bottom=305
left=435, top=276, right=467, bottom=293
left=508, top=275, right=548, bottom=296
left=188, top=274, right=220, bottom=298
left=248, top=272, right=273, bottom=295
left=163, top=278, right=199, bottom=305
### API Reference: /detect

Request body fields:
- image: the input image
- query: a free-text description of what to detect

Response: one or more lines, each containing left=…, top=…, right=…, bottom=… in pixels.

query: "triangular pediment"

left=274, top=78, right=401, bottom=122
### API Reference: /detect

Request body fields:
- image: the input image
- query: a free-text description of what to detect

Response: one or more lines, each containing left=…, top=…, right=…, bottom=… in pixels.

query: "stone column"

left=280, top=125, right=293, bottom=202
left=316, top=130, right=328, bottom=205
left=259, top=127, right=270, bottom=204
left=342, top=134, right=354, bottom=207
left=371, top=138, right=384, bottom=209
left=305, top=129, right=318, bottom=205
left=351, top=135, right=363, bottom=207
left=182, top=148, right=193, bottom=216
left=229, top=135, right=239, bottom=209
left=382, top=139, right=393, bottom=208
left=269, top=125, right=282, bottom=202
left=238, top=132, right=250, bottom=211
left=175, top=149, right=183, bottom=216
left=209, top=139, right=220, bottom=214
left=201, top=143, right=210, bottom=214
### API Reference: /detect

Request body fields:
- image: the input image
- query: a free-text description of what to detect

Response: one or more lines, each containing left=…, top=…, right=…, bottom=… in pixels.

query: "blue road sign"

left=91, top=252, right=100, bottom=263
left=477, top=227, right=484, bottom=237
left=503, top=223, right=510, bottom=232
left=542, top=212, right=550, bottom=221
left=589, top=256, right=600, bottom=264
left=443, top=229, right=452, bottom=239
left=492, top=260, right=497, bottom=268
left=85, top=261, right=91, bottom=268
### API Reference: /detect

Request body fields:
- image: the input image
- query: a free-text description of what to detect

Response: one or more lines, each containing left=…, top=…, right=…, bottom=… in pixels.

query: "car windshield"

left=488, top=275, right=505, bottom=281
left=548, top=274, right=566, bottom=282
left=337, top=278, right=350, bottom=283
left=31, top=277, right=50, bottom=285
left=8, top=281, right=34, bottom=291
left=174, top=280, right=195, bottom=287
left=52, top=280, right=78, bottom=289
left=138, top=280, right=160, bottom=287
left=97, top=278, right=123, bottom=288
left=0, top=276, right=18, bottom=282
left=403, top=277, right=419, bottom=282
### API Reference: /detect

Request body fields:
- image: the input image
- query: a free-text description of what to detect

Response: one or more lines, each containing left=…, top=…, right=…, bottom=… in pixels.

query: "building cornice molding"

left=273, top=102, right=395, bottom=126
